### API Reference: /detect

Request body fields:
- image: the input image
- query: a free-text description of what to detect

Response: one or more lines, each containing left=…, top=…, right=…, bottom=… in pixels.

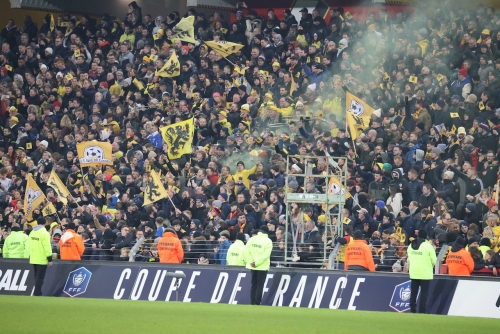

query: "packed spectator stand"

left=0, top=1, right=499, bottom=276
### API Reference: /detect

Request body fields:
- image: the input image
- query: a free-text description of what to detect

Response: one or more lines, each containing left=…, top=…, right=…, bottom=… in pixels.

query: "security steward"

left=158, top=227, right=184, bottom=263
left=59, top=222, right=85, bottom=260
left=344, top=230, right=375, bottom=271
left=245, top=225, right=273, bottom=305
left=29, top=217, right=53, bottom=296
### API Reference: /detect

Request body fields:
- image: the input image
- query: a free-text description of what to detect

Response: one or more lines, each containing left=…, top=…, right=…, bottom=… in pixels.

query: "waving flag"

left=48, top=170, right=70, bottom=204
left=144, top=170, right=168, bottom=206
left=155, top=52, right=180, bottom=78
left=204, top=40, right=244, bottom=58
left=160, top=118, right=194, bottom=160
left=170, top=16, right=196, bottom=43
left=345, top=92, right=374, bottom=140
left=76, top=141, right=113, bottom=167
left=24, top=174, right=46, bottom=220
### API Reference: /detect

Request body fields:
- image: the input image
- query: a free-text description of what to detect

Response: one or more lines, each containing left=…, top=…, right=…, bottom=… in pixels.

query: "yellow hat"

left=111, top=175, right=122, bottom=183
left=219, top=111, right=227, bottom=118
left=157, top=28, right=164, bottom=36
left=50, top=222, right=59, bottom=230
left=9, top=106, right=17, bottom=112
left=482, top=29, right=491, bottom=35
left=318, top=214, right=326, bottom=223
left=241, top=121, right=250, bottom=129
left=264, top=93, right=273, bottom=99
left=114, top=151, right=124, bottom=160
left=10, top=116, right=18, bottom=123
left=143, top=56, right=151, bottom=63
left=241, top=104, right=250, bottom=112
left=272, top=62, right=280, bottom=67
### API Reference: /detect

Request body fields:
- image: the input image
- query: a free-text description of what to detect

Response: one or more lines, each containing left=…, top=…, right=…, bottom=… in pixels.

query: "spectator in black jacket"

left=419, top=184, right=436, bottom=211
left=111, top=226, right=133, bottom=259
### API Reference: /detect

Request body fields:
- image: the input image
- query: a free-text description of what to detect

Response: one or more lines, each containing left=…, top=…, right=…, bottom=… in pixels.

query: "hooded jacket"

left=59, top=229, right=85, bottom=260
left=214, top=239, right=232, bottom=265
left=226, top=239, right=246, bottom=266
left=407, top=237, right=436, bottom=280
left=158, top=229, right=184, bottom=264
left=446, top=239, right=474, bottom=276
left=2, top=229, right=29, bottom=258
left=245, top=232, right=273, bottom=271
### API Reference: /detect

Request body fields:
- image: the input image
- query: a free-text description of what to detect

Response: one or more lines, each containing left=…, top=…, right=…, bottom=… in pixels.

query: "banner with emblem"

left=76, top=141, right=114, bottom=167
left=144, top=170, right=168, bottom=206
left=47, top=170, right=70, bottom=204
left=204, top=40, right=244, bottom=58
left=42, top=203, right=57, bottom=217
left=345, top=92, right=374, bottom=140
left=24, top=174, right=47, bottom=220
left=170, top=16, right=196, bottom=43
left=160, top=118, right=194, bottom=159
left=50, top=14, right=55, bottom=31
left=155, top=52, right=180, bottom=78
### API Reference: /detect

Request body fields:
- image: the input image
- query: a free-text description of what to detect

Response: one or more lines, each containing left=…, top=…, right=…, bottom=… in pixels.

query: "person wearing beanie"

left=245, top=224, right=273, bottom=305
left=214, top=230, right=232, bottom=265
left=28, top=217, right=54, bottom=296
left=59, top=222, right=85, bottom=261
left=407, top=228, right=436, bottom=313
left=157, top=227, right=184, bottom=264
left=2, top=223, right=29, bottom=258
left=452, top=68, right=471, bottom=99
left=233, top=160, right=262, bottom=189
left=344, top=230, right=375, bottom=272
left=446, top=237, right=474, bottom=276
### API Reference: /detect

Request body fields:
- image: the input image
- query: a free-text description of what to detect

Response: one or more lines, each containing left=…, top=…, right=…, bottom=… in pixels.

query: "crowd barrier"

left=0, top=259, right=498, bottom=318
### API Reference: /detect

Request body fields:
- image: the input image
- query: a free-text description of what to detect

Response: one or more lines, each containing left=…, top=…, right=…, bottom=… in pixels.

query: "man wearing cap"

left=158, top=227, right=184, bottom=264
left=451, top=68, right=471, bottom=99
left=59, top=222, right=85, bottom=260
left=29, top=217, right=53, bottom=296
left=475, top=122, right=498, bottom=152
left=407, top=229, right=436, bottom=313
left=299, top=8, right=313, bottom=31
left=245, top=225, right=273, bottom=305
left=344, top=230, right=375, bottom=271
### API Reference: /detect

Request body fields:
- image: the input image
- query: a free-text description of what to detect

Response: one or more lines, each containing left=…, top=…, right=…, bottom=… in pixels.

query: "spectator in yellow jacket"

left=233, top=161, right=260, bottom=189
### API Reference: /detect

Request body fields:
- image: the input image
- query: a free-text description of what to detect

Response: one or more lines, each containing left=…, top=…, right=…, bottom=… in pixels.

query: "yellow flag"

left=24, top=174, right=47, bottom=220
left=133, top=78, right=144, bottom=90
left=76, top=141, right=114, bottom=167
left=155, top=52, right=180, bottom=78
left=42, top=203, right=57, bottom=217
left=50, top=14, right=55, bottom=31
left=47, top=170, right=70, bottom=204
left=74, top=49, right=81, bottom=57
left=204, top=40, right=244, bottom=58
left=328, top=176, right=352, bottom=199
left=144, top=170, right=168, bottom=205
left=290, top=75, right=296, bottom=96
left=5, top=64, right=13, bottom=72
left=170, top=16, right=196, bottom=43
left=408, top=76, right=418, bottom=83
left=345, top=92, right=374, bottom=140
left=449, top=124, right=457, bottom=134
left=160, top=118, right=194, bottom=159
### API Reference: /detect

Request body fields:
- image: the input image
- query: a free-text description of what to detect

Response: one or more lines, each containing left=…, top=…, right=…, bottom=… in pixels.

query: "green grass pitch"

left=0, top=295, right=496, bottom=333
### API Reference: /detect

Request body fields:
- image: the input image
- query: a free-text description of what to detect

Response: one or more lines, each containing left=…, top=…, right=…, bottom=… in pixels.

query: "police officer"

left=407, top=229, right=436, bottom=313
left=2, top=223, right=29, bottom=258
left=245, top=226, right=272, bottom=305
left=29, top=217, right=53, bottom=296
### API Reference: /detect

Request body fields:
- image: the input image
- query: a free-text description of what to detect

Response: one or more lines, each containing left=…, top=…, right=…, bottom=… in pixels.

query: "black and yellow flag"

left=170, top=16, right=196, bottom=43
left=24, top=174, right=47, bottom=220
left=48, top=170, right=70, bottom=204
left=160, top=118, right=194, bottom=159
left=155, top=52, right=180, bottom=78
left=144, top=170, right=168, bottom=206
left=345, top=92, right=374, bottom=140
left=133, top=78, right=144, bottom=90
left=50, top=14, right=55, bottom=31
left=42, top=203, right=57, bottom=217
left=76, top=141, right=114, bottom=167
left=204, top=40, right=244, bottom=58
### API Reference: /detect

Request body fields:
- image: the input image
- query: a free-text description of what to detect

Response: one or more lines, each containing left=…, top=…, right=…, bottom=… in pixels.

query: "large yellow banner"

left=346, top=92, right=374, bottom=140
left=144, top=170, right=168, bottom=206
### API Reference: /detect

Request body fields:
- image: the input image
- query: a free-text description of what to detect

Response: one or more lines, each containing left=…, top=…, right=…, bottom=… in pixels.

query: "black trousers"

left=250, top=270, right=267, bottom=305
left=410, top=279, right=431, bottom=313
left=33, top=264, right=48, bottom=296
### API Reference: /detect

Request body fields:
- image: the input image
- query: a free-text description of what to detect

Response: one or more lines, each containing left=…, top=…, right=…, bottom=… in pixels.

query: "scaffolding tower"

left=283, top=154, right=348, bottom=269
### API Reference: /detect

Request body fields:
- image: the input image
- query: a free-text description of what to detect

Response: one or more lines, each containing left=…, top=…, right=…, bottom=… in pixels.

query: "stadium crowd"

left=0, top=1, right=500, bottom=274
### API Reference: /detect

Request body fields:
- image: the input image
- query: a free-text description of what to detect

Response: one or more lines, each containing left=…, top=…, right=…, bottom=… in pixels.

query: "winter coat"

left=407, top=238, right=437, bottom=280
left=344, top=239, right=375, bottom=271
left=244, top=232, right=273, bottom=271
left=214, top=240, right=232, bottom=265
left=226, top=240, right=246, bottom=266
left=2, top=230, right=29, bottom=258
left=59, top=229, right=85, bottom=260
left=158, top=230, right=184, bottom=264
left=446, top=243, right=474, bottom=276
